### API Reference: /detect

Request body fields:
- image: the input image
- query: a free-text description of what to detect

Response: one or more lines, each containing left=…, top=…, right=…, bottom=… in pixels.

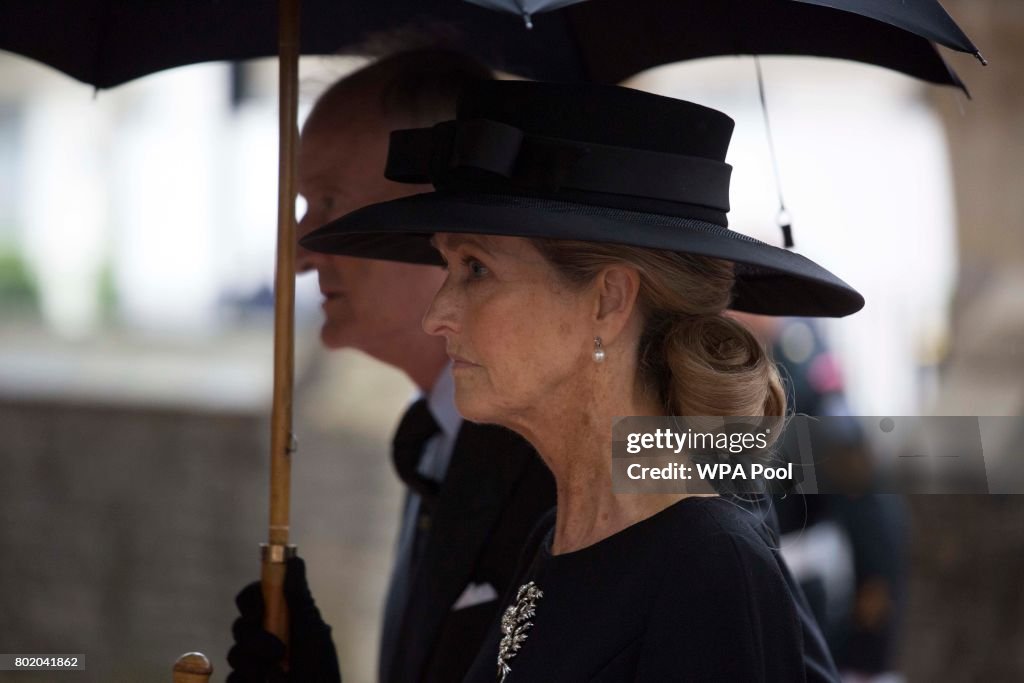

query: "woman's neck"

left=516, top=372, right=697, bottom=555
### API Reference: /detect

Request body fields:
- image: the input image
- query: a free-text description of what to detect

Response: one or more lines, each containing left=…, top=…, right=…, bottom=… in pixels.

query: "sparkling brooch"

left=497, top=581, right=543, bottom=682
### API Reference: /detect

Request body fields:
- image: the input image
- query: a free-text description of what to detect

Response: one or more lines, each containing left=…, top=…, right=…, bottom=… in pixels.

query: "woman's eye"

left=465, top=257, right=490, bottom=279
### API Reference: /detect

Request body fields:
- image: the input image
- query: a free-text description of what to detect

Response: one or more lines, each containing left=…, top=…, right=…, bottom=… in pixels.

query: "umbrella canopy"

left=792, top=0, right=981, bottom=56
left=0, top=0, right=979, bottom=92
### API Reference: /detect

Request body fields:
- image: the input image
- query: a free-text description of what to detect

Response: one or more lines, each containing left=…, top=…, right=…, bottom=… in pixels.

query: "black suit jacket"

left=381, top=421, right=556, bottom=683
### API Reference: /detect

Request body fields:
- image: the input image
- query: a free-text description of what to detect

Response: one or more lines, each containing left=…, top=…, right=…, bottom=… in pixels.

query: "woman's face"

left=423, top=233, right=597, bottom=426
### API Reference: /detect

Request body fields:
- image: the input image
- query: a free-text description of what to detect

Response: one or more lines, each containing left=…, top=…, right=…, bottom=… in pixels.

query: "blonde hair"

left=531, top=239, right=786, bottom=421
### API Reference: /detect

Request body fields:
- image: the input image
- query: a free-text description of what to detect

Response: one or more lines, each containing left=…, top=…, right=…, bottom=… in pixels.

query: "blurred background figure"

left=736, top=312, right=910, bottom=683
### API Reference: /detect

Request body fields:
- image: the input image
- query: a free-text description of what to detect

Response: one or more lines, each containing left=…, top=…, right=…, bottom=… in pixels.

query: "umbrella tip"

left=781, top=223, right=794, bottom=249
left=974, top=51, right=988, bottom=67
left=777, top=208, right=794, bottom=249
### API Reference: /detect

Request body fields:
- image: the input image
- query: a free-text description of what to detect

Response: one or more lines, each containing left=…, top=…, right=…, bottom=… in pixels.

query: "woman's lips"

left=449, top=354, right=479, bottom=370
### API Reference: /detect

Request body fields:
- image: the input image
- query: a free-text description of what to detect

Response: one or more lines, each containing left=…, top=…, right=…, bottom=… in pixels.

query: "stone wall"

left=0, top=337, right=411, bottom=683
left=0, top=397, right=268, bottom=682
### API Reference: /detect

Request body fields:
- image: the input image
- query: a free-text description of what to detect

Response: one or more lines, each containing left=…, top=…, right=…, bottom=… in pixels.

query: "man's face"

left=296, top=108, right=445, bottom=356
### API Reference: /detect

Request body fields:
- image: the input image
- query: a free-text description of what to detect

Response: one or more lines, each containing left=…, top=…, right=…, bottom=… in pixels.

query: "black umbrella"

left=474, top=0, right=985, bottom=77
left=465, top=0, right=584, bottom=28
left=793, top=0, right=981, bottom=56
left=566, top=0, right=983, bottom=93
left=0, top=0, right=981, bottom=92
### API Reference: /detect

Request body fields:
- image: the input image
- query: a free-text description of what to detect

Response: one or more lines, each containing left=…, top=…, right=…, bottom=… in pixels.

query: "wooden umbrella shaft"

left=173, top=4, right=300, bottom=680
left=262, top=0, right=301, bottom=649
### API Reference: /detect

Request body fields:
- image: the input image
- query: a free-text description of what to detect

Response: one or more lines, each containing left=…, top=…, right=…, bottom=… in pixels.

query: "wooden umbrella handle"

left=261, top=543, right=297, bottom=646
left=172, top=653, right=212, bottom=683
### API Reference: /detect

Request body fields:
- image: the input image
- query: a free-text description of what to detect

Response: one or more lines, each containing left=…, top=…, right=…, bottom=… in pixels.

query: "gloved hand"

left=226, top=556, right=342, bottom=683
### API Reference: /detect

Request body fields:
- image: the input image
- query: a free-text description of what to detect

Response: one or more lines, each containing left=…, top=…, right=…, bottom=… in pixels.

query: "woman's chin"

left=453, top=390, right=501, bottom=426
left=453, top=400, right=491, bottom=425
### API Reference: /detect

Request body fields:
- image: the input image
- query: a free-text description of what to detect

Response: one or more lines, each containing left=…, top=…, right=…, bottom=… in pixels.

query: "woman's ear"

left=594, top=265, right=641, bottom=341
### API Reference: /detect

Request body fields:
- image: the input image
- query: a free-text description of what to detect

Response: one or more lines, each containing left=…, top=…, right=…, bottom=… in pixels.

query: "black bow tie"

left=392, top=398, right=442, bottom=502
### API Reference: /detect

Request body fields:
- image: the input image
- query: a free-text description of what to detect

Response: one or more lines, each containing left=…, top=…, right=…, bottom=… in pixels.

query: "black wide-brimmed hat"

left=301, top=81, right=863, bottom=317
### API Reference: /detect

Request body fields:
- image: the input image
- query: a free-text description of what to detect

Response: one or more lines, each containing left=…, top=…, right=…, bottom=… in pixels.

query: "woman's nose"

left=423, top=277, right=459, bottom=337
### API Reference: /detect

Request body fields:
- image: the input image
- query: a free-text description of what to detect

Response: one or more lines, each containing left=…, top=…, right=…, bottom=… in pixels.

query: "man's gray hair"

left=315, top=48, right=494, bottom=128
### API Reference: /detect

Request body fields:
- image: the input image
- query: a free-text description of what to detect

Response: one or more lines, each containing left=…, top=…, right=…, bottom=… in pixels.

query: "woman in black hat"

left=304, top=80, right=859, bottom=682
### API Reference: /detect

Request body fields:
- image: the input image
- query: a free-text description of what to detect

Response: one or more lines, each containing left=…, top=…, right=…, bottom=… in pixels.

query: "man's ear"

left=594, top=265, right=641, bottom=342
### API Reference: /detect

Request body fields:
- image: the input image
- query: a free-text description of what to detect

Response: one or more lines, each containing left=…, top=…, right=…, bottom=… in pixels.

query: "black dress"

left=463, top=496, right=840, bottom=682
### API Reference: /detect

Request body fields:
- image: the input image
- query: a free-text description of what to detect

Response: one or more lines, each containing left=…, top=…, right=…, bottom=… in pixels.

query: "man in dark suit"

left=227, top=50, right=555, bottom=682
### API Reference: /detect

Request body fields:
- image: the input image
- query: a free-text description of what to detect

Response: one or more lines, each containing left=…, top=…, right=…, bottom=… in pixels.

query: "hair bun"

left=664, top=314, right=785, bottom=421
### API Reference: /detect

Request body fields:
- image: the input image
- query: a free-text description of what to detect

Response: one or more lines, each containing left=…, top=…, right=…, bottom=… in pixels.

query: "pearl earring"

left=593, top=336, right=606, bottom=363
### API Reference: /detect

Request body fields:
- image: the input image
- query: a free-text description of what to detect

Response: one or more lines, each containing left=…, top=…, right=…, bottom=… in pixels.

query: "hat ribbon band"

left=385, top=118, right=731, bottom=213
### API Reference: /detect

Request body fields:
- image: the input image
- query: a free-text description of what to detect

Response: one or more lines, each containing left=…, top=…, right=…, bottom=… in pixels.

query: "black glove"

left=227, top=556, right=342, bottom=683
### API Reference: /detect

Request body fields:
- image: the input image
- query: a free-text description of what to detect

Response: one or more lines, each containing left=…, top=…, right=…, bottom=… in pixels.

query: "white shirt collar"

left=426, top=361, right=461, bottom=439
